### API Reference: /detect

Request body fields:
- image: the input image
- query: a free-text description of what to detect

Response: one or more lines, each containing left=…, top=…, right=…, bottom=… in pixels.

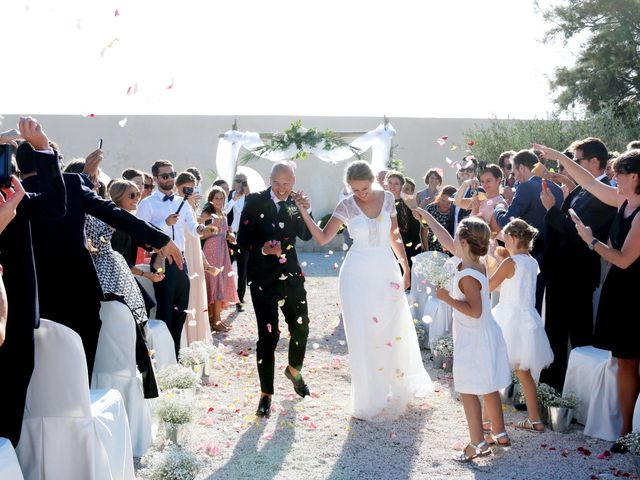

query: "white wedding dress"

left=332, top=191, right=433, bottom=420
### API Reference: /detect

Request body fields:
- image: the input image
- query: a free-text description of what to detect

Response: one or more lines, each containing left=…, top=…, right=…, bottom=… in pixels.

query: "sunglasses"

left=128, top=191, right=141, bottom=200
left=504, top=164, right=513, bottom=171
left=143, top=183, right=153, bottom=190
left=574, top=156, right=593, bottom=163
left=157, top=172, right=177, bottom=180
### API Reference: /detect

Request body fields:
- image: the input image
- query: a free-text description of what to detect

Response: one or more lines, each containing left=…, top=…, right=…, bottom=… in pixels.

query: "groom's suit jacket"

left=237, top=187, right=312, bottom=288
left=542, top=177, right=616, bottom=289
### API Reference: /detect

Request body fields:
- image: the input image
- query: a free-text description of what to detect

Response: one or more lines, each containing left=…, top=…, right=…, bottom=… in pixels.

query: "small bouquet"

left=619, top=431, right=640, bottom=455
left=156, top=365, right=201, bottom=391
left=189, top=341, right=217, bottom=360
left=140, top=444, right=202, bottom=480
left=537, top=382, right=579, bottom=408
left=433, top=335, right=454, bottom=359
left=155, top=393, right=194, bottom=425
left=417, top=251, right=454, bottom=289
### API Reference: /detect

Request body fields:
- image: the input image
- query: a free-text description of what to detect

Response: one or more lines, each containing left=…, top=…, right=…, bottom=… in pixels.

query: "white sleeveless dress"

left=333, top=191, right=433, bottom=420
left=452, top=267, right=511, bottom=395
left=492, top=254, right=554, bottom=381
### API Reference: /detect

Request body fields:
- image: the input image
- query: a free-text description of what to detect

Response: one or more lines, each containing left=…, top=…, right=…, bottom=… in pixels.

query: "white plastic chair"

left=0, top=437, right=24, bottom=480
left=16, top=319, right=133, bottom=480
left=92, top=301, right=153, bottom=458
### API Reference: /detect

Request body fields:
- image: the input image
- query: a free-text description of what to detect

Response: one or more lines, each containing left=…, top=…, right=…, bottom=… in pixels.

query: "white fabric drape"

left=215, top=123, right=396, bottom=185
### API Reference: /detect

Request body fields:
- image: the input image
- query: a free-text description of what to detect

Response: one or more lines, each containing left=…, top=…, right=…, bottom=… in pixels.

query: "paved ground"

left=139, top=253, right=638, bottom=480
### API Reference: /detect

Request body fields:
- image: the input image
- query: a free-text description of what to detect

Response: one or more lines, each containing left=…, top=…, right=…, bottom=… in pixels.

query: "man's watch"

left=588, top=238, right=598, bottom=251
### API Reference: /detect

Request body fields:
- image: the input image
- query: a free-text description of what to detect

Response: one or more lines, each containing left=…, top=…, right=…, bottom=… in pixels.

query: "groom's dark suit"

left=237, top=188, right=312, bottom=395
left=539, top=177, right=616, bottom=390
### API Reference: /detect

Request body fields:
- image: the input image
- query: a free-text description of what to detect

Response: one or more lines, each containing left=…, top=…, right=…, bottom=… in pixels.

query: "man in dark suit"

left=224, top=173, right=249, bottom=312
left=0, top=117, right=67, bottom=446
left=494, top=149, right=564, bottom=312
left=539, top=138, right=617, bottom=390
left=237, top=162, right=313, bottom=417
left=17, top=146, right=182, bottom=380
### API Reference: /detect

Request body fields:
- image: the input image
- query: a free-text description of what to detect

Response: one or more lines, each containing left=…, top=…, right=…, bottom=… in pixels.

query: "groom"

left=237, top=162, right=313, bottom=417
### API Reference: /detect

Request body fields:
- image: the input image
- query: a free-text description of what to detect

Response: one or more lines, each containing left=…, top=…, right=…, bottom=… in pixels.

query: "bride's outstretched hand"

left=291, top=190, right=311, bottom=211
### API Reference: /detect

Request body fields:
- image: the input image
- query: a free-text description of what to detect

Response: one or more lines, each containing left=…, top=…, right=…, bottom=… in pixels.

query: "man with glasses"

left=137, top=160, right=214, bottom=354
left=224, top=173, right=250, bottom=312
left=539, top=137, right=617, bottom=390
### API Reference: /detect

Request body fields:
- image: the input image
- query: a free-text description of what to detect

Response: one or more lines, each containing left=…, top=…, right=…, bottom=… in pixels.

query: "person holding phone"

left=224, top=173, right=250, bottom=312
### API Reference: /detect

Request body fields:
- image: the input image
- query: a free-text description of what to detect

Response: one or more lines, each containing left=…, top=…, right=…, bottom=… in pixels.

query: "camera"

left=182, top=186, right=194, bottom=196
left=0, top=144, right=13, bottom=188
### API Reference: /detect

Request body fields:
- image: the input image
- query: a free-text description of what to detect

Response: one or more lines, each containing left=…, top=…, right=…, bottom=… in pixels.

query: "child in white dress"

left=414, top=210, right=511, bottom=462
left=489, top=219, right=554, bottom=432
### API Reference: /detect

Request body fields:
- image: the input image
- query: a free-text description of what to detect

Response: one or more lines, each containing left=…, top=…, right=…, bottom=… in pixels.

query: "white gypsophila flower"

left=140, top=444, right=202, bottom=480
left=156, top=364, right=201, bottom=390
left=178, top=347, right=204, bottom=367
left=155, top=393, right=194, bottom=424
left=189, top=341, right=216, bottom=360
left=433, top=335, right=454, bottom=358
left=413, top=251, right=454, bottom=289
left=620, top=431, right=640, bottom=455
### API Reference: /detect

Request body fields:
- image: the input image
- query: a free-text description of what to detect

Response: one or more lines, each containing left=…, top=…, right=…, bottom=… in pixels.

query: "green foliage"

left=538, top=0, right=640, bottom=118
left=465, top=105, right=640, bottom=163
left=241, top=120, right=361, bottom=163
left=387, top=142, right=405, bottom=172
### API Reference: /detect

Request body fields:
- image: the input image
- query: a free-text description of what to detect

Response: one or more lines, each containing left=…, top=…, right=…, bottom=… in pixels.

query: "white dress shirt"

left=136, top=190, right=201, bottom=252
left=223, top=194, right=245, bottom=233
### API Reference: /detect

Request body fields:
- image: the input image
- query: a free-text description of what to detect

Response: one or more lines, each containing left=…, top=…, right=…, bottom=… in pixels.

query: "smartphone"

left=0, top=144, right=13, bottom=188
left=568, top=208, right=581, bottom=223
left=97, top=138, right=103, bottom=149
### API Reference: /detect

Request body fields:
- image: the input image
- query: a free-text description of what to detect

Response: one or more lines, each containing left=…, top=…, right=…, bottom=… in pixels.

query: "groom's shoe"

left=284, top=367, right=310, bottom=398
left=256, top=395, right=272, bottom=418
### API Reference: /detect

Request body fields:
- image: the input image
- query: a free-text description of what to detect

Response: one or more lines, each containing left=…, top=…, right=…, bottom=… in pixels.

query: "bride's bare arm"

left=295, top=196, right=343, bottom=246
left=414, top=207, right=455, bottom=253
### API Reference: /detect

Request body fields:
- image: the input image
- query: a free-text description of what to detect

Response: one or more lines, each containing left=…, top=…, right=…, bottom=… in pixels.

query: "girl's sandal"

left=486, top=431, right=512, bottom=447
left=452, top=441, right=492, bottom=462
left=482, top=420, right=492, bottom=437
left=515, top=418, right=545, bottom=433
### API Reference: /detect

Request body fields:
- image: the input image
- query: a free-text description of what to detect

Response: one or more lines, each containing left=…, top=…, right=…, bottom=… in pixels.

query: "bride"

left=294, top=160, right=432, bottom=420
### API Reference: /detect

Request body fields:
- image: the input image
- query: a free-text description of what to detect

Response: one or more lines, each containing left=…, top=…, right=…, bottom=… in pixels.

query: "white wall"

left=2, top=114, right=491, bottom=220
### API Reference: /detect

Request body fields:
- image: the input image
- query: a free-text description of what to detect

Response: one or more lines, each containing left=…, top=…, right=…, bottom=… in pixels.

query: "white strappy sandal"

left=452, top=441, right=492, bottom=462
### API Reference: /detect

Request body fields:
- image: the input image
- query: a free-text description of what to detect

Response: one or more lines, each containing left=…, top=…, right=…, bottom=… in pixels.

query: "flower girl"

left=414, top=209, right=511, bottom=461
left=489, top=219, right=554, bottom=432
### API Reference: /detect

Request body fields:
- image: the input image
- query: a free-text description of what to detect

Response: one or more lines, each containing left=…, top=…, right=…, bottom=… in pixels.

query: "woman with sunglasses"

left=536, top=144, right=640, bottom=453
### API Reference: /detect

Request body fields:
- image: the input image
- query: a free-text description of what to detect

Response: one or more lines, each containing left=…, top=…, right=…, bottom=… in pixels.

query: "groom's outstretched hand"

left=262, top=240, right=282, bottom=256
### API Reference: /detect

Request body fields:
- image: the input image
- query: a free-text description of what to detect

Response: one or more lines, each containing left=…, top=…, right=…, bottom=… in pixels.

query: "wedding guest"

left=489, top=219, right=554, bottom=432
left=493, top=149, right=563, bottom=312
left=141, top=172, right=154, bottom=199
left=416, top=168, right=443, bottom=207
left=421, top=186, right=457, bottom=254
left=451, top=156, right=477, bottom=232
left=136, top=160, right=210, bottom=356
left=122, top=168, right=146, bottom=194
left=413, top=212, right=511, bottom=461
left=224, top=172, right=250, bottom=312
left=454, top=164, right=506, bottom=225
left=534, top=145, right=640, bottom=453
left=213, top=179, right=230, bottom=197
left=376, top=169, right=389, bottom=190
left=0, top=118, right=66, bottom=447
left=385, top=171, right=422, bottom=270
left=606, top=155, right=619, bottom=187
left=109, top=180, right=162, bottom=316
left=498, top=150, right=516, bottom=186
left=539, top=137, right=616, bottom=390
left=21, top=148, right=181, bottom=379
left=627, top=140, right=640, bottom=150
left=85, top=185, right=160, bottom=398
left=201, top=186, right=238, bottom=332
left=176, top=171, right=213, bottom=344
left=186, top=167, right=202, bottom=184
left=402, top=176, right=416, bottom=196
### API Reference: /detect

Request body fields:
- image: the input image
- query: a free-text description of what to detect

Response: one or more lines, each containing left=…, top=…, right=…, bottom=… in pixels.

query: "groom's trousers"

left=250, top=278, right=310, bottom=395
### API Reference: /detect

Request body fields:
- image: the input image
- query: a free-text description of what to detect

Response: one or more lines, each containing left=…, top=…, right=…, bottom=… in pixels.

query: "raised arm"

left=574, top=212, right=640, bottom=269
left=488, top=257, right=515, bottom=292
left=534, top=144, right=619, bottom=207
left=413, top=207, right=455, bottom=253
left=454, top=179, right=473, bottom=210
left=294, top=193, right=343, bottom=246
left=389, top=215, right=411, bottom=289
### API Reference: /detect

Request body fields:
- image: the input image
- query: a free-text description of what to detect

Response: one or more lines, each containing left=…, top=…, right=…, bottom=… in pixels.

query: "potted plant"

left=156, top=364, right=201, bottom=398
left=189, top=341, right=217, bottom=379
left=178, top=347, right=205, bottom=375
left=140, top=443, right=202, bottom=480
left=619, top=432, right=640, bottom=475
left=155, top=393, right=193, bottom=445
left=432, top=335, right=454, bottom=372
left=537, top=383, right=578, bottom=432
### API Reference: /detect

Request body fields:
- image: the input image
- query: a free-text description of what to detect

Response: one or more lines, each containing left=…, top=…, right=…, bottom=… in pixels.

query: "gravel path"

left=141, top=253, right=638, bottom=480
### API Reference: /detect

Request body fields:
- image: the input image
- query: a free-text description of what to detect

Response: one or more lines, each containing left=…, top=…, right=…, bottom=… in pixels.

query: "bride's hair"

left=345, top=161, right=374, bottom=183
left=503, top=218, right=538, bottom=251
left=457, top=217, right=490, bottom=257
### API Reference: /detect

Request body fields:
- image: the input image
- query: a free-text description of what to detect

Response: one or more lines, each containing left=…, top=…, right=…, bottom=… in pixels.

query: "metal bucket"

left=499, top=383, right=521, bottom=405
left=547, top=406, right=573, bottom=433
left=165, top=422, right=182, bottom=445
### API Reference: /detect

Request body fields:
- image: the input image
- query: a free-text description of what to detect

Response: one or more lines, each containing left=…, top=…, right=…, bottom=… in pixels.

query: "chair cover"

left=0, top=437, right=24, bottom=480
left=16, top=319, right=111, bottom=480
left=90, top=390, right=135, bottom=480
left=92, top=301, right=153, bottom=457
left=147, top=320, right=177, bottom=370
left=583, top=357, right=621, bottom=441
left=563, top=346, right=610, bottom=425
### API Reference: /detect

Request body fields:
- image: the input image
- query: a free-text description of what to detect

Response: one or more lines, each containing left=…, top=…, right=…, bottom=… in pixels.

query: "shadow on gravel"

left=327, top=405, right=433, bottom=480
left=207, top=406, right=296, bottom=480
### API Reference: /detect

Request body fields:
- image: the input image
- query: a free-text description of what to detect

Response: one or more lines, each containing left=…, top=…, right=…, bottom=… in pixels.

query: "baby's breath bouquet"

left=413, top=251, right=454, bottom=289
left=178, top=347, right=206, bottom=367
left=619, top=431, right=640, bottom=455
left=155, top=393, right=193, bottom=425
left=140, top=444, right=202, bottom=480
left=537, top=382, right=579, bottom=408
left=189, top=341, right=216, bottom=360
left=156, top=364, right=201, bottom=391
left=433, top=335, right=454, bottom=359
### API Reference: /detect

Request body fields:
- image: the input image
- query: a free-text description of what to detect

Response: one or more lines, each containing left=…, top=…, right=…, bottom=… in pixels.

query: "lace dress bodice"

left=332, top=191, right=397, bottom=249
